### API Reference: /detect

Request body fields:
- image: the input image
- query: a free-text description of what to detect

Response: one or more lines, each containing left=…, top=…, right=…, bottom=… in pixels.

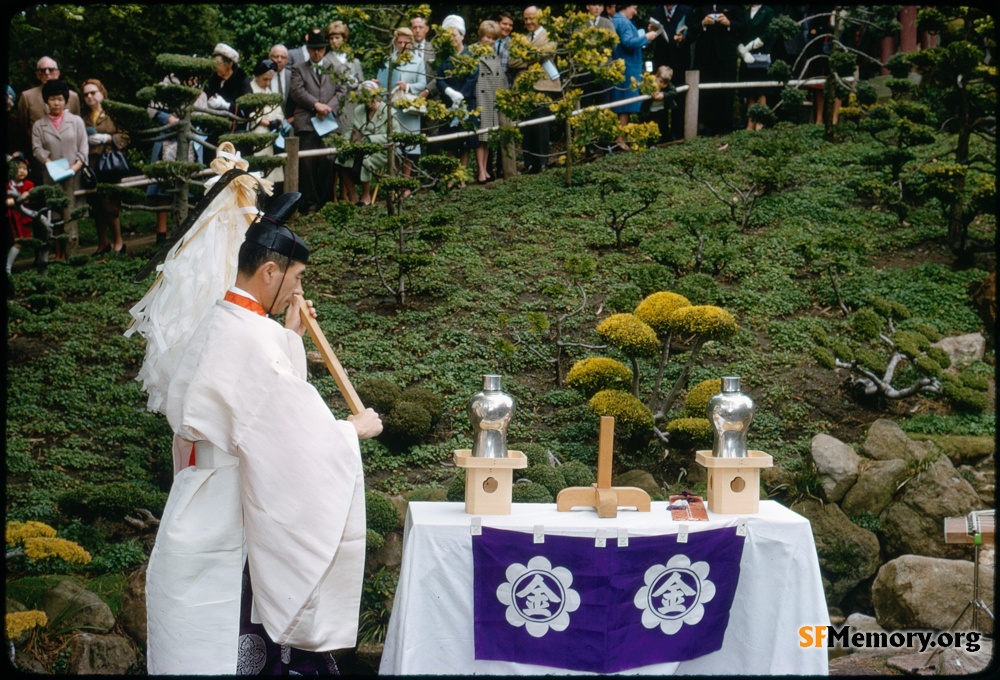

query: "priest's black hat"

left=244, top=192, right=309, bottom=264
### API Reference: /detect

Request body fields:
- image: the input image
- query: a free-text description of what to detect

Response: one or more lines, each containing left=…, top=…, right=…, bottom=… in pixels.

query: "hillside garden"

left=5, top=35, right=996, bottom=670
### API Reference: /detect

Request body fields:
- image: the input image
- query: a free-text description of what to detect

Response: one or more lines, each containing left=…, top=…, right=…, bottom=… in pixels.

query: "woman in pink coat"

left=31, top=78, right=87, bottom=260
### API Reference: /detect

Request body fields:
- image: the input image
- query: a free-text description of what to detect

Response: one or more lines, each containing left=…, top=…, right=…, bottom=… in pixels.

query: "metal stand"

left=920, top=512, right=995, bottom=671
left=946, top=532, right=995, bottom=632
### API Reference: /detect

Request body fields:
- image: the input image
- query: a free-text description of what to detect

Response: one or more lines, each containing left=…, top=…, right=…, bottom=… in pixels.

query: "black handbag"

left=80, top=163, right=98, bottom=190
left=96, top=139, right=131, bottom=183
left=746, top=53, right=772, bottom=70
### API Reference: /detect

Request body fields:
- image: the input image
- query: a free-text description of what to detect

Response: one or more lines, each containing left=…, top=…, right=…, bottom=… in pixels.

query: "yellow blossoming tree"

left=569, top=291, right=739, bottom=445
left=6, top=521, right=92, bottom=571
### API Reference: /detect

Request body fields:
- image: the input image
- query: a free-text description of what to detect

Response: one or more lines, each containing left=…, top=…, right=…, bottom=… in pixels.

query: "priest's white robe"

left=145, top=298, right=365, bottom=675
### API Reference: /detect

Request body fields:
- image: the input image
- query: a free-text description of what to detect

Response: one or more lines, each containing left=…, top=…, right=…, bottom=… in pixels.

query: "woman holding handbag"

left=82, top=78, right=130, bottom=254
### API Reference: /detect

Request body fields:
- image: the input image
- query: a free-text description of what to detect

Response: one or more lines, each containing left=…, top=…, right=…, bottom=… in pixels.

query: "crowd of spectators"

left=6, top=4, right=864, bottom=279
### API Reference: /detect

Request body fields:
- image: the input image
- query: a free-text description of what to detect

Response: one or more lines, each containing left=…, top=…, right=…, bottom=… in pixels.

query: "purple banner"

left=473, top=526, right=744, bottom=673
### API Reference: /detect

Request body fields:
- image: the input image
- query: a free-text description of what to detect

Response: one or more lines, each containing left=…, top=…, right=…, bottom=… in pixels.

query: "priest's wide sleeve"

left=237, top=363, right=366, bottom=651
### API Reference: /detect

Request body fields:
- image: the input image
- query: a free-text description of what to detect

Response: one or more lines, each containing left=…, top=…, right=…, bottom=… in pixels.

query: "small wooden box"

left=696, top=450, right=773, bottom=515
left=454, top=450, right=528, bottom=515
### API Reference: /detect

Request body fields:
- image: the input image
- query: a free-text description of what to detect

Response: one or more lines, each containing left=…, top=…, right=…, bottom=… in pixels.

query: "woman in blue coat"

left=610, top=5, right=658, bottom=151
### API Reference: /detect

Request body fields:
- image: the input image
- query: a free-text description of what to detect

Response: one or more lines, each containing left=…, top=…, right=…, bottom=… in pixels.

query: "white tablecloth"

left=379, top=501, right=829, bottom=675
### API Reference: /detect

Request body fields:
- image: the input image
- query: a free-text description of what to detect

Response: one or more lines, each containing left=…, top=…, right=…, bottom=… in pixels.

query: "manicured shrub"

left=566, top=357, right=633, bottom=397
left=925, top=346, right=951, bottom=370
left=957, top=370, right=989, bottom=392
left=559, top=461, right=596, bottom=487
left=851, top=308, right=883, bottom=339
left=665, top=417, right=714, bottom=448
left=518, top=465, right=567, bottom=496
left=366, top=528, right=385, bottom=552
left=942, top=383, right=988, bottom=413
left=684, top=378, right=722, bottom=417
left=508, top=442, right=550, bottom=467
left=633, top=292, right=691, bottom=335
left=595, top=314, right=660, bottom=356
left=57, top=482, right=166, bottom=521
left=382, top=402, right=433, bottom=447
left=447, top=471, right=466, bottom=502
left=588, top=390, right=654, bottom=431
left=399, top=386, right=445, bottom=425
left=665, top=305, right=738, bottom=339
left=365, top=491, right=400, bottom=535
left=356, top=379, right=403, bottom=415
left=512, top=482, right=554, bottom=504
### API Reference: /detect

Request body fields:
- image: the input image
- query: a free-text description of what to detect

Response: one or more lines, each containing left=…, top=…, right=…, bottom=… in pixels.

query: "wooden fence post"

left=283, top=135, right=299, bottom=193
left=685, top=70, right=700, bottom=141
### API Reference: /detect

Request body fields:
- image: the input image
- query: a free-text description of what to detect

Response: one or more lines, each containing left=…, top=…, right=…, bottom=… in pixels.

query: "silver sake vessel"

left=707, top=376, right=754, bottom=458
left=468, top=374, right=515, bottom=458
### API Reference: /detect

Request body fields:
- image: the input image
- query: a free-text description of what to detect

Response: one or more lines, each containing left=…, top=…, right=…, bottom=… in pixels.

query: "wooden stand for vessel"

left=454, top=449, right=527, bottom=515
left=695, top=450, right=772, bottom=514
left=556, top=416, right=651, bottom=518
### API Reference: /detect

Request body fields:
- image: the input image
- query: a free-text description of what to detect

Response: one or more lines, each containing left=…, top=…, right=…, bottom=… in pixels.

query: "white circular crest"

left=496, top=555, right=581, bottom=638
left=633, top=554, right=716, bottom=635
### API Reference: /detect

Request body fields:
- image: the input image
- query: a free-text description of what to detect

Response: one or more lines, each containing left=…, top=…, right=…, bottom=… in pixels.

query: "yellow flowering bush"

left=6, top=611, right=47, bottom=640
left=664, top=417, right=714, bottom=447
left=684, top=378, right=723, bottom=417
left=665, top=305, right=738, bottom=340
left=596, top=313, right=659, bottom=357
left=588, top=390, right=654, bottom=431
left=6, top=520, right=57, bottom=547
left=22, top=537, right=92, bottom=565
left=634, top=292, right=691, bottom=335
left=566, top=357, right=633, bottom=397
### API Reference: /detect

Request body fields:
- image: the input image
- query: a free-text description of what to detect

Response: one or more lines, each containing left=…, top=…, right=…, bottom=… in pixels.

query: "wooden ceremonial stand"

left=556, top=416, right=651, bottom=518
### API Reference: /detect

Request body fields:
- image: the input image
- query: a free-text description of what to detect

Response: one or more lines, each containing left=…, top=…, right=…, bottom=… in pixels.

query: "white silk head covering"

left=125, top=143, right=272, bottom=413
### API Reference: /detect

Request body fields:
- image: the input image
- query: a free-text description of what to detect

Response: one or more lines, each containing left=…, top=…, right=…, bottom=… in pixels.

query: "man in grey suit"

left=16, top=56, right=81, bottom=184
left=289, top=28, right=346, bottom=213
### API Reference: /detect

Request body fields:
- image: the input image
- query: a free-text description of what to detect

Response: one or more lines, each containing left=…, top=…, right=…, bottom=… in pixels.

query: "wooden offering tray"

left=696, top=450, right=772, bottom=515
left=454, top=449, right=527, bottom=515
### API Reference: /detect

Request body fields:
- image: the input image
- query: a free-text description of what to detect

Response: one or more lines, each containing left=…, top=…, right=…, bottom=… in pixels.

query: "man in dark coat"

left=288, top=28, right=347, bottom=213
left=647, top=5, right=694, bottom=141
left=689, top=5, right=746, bottom=136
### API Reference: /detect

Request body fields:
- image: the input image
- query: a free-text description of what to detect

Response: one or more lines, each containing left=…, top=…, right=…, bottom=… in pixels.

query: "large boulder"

left=611, top=469, right=660, bottom=497
left=957, top=463, right=994, bottom=507
left=872, top=555, right=994, bottom=634
left=879, top=456, right=984, bottom=560
left=840, top=459, right=910, bottom=518
left=936, top=639, right=993, bottom=676
left=837, top=613, right=885, bottom=655
left=809, top=433, right=861, bottom=502
left=791, top=499, right=881, bottom=607
left=66, top=632, right=139, bottom=674
left=40, top=579, right=116, bottom=634
left=930, top=332, right=985, bottom=370
left=863, top=419, right=936, bottom=464
left=119, top=564, right=147, bottom=648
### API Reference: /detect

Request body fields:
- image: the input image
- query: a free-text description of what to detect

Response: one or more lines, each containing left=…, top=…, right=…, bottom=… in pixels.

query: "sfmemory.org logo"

left=799, top=626, right=983, bottom=653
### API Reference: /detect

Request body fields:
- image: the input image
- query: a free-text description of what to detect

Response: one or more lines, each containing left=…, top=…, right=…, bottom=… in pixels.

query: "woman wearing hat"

left=324, top=21, right=365, bottom=138
left=436, top=15, right=479, bottom=185
left=249, top=58, right=286, bottom=184
left=205, top=43, right=253, bottom=146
